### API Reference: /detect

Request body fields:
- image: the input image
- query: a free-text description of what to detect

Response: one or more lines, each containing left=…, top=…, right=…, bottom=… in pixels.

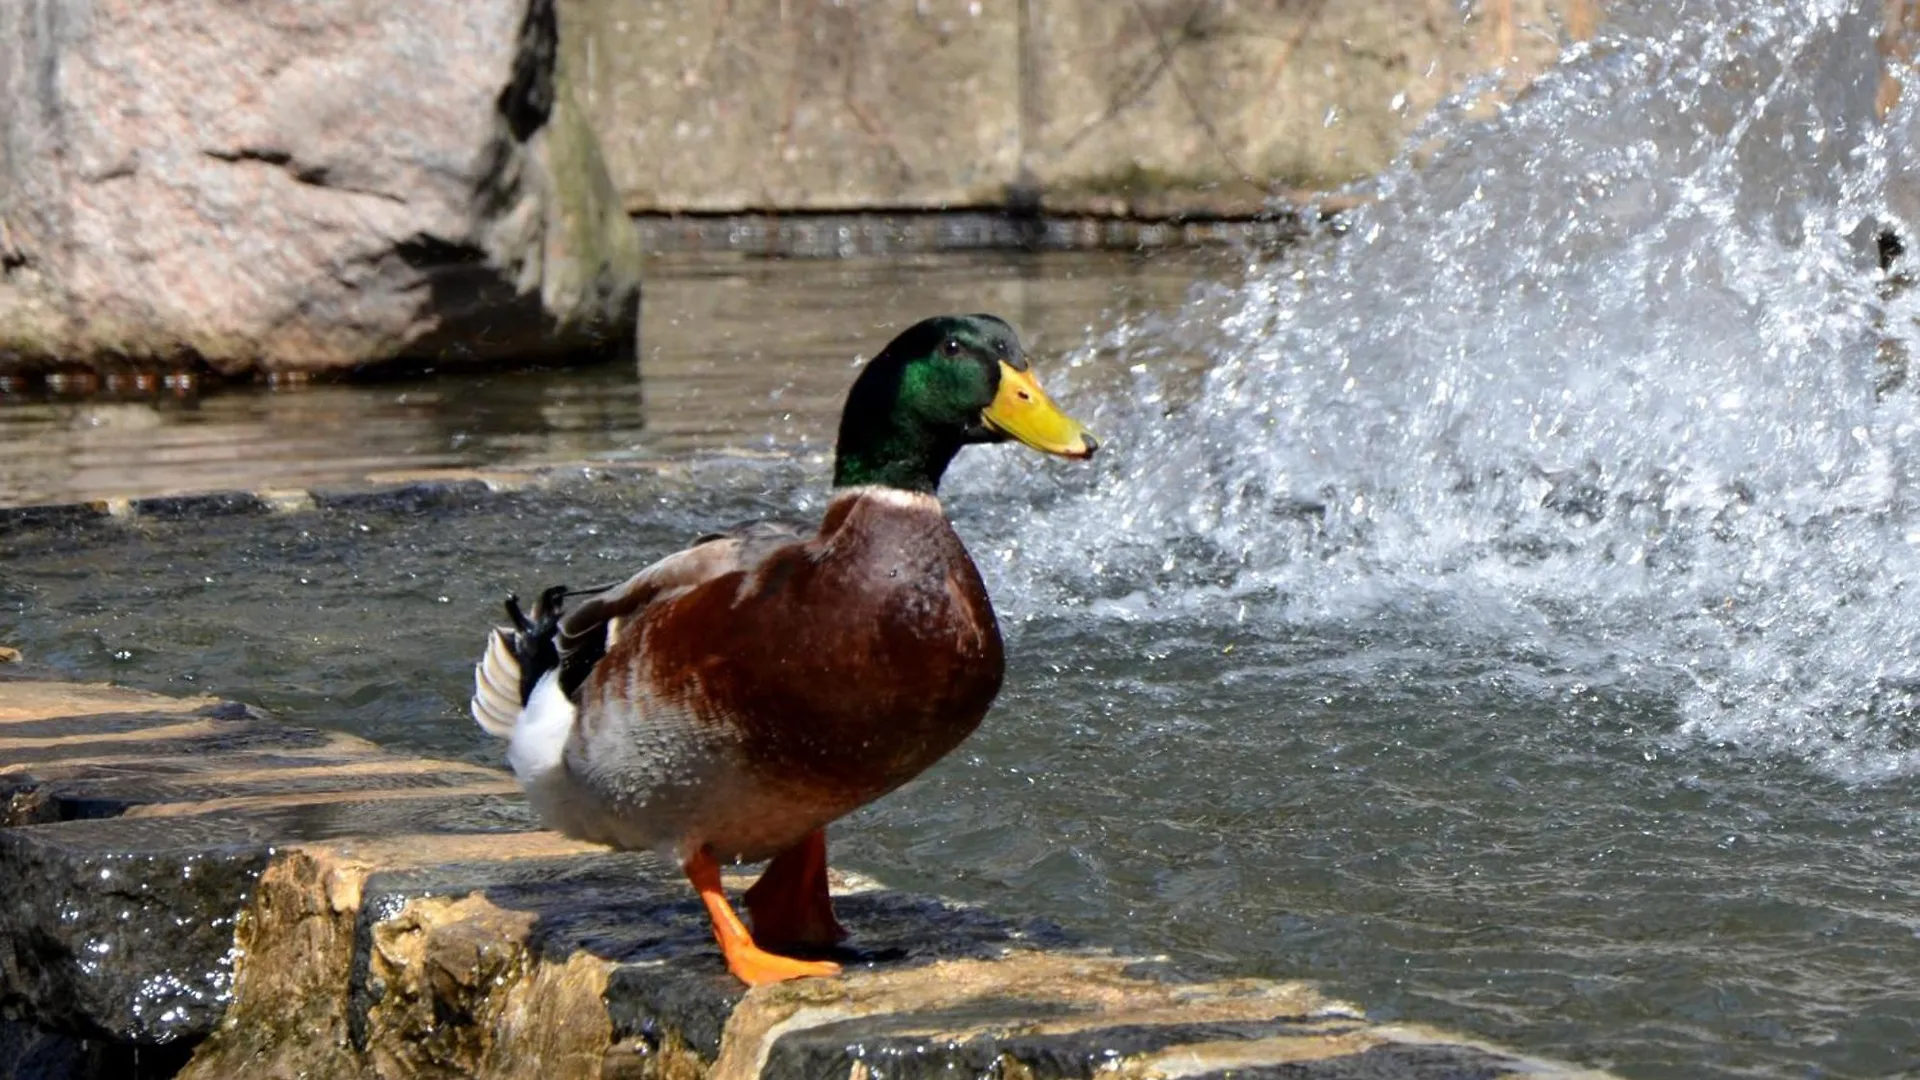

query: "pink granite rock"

left=0, top=0, right=640, bottom=376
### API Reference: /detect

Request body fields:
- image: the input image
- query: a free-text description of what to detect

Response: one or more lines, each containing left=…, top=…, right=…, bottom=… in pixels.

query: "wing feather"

left=553, top=518, right=810, bottom=697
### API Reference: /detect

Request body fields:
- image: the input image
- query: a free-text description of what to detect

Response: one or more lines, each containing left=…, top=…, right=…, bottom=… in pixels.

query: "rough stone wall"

left=1025, top=0, right=1576, bottom=210
left=0, top=0, right=641, bottom=376
left=560, top=0, right=1024, bottom=212
left=560, top=0, right=1599, bottom=216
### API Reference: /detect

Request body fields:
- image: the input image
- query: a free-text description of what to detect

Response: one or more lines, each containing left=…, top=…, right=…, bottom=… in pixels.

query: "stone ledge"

left=0, top=458, right=777, bottom=533
left=628, top=207, right=1347, bottom=258
left=0, top=677, right=1618, bottom=1079
left=0, top=467, right=610, bottom=535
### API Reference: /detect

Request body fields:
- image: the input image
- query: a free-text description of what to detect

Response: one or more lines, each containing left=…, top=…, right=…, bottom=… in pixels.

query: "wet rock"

left=2, top=679, right=1616, bottom=1080
left=0, top=0, right=640, bottom=377
left=125, top=493, right=272, bottom=522
left=758, top=1014, right=1353, bottom=1080
left=4, top=756, right=510, bottom=826
left=0, top=1017, right=193, bottom=1080
left=309, top=479, right=502, bottom=514
left=0, top=788, right=529, bottom=1044
left=0, top=503, right=113, bottom=541
left=186, top=844, right=1608, bottom=1080
left=0, top=679, right=517, bottom=1050
left=0, top=720, right=336, bottom=769
left=0, top=816, right=271, bottom=1044
left=598, top=870, right=1070, bottom=1059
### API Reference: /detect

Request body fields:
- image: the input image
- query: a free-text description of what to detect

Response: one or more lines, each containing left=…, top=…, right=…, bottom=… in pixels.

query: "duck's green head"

left=832, top=314, right=1098, bottom=493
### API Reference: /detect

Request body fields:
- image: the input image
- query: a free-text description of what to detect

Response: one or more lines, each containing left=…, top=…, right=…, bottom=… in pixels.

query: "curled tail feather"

left=471, top=628, right=522, bottom=736
left=469, top=586, right=568, bottom=738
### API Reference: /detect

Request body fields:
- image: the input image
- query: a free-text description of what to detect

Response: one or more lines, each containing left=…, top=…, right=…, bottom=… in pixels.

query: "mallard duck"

left=470, top=314, right=1097, bottom=986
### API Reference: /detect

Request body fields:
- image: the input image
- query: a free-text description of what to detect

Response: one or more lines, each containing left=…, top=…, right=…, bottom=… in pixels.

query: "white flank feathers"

left=506, top=669, right=588, bottom=835
left=507, top=670, right=576, bottom=781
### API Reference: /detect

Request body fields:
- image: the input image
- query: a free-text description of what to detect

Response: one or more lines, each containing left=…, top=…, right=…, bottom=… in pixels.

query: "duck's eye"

left=941, top=338, right=962, bottom=357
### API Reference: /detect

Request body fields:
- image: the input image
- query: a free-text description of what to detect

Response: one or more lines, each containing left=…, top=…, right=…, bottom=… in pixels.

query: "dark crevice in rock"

left=76, top=162, right=135, bottom=184
left=500, top=0, right=557, bottom=141
left=201, top=148, right=405, bottom=205
left=393, top=235, right=488, bottom=268
left=202, top=146, right=293, bottom=167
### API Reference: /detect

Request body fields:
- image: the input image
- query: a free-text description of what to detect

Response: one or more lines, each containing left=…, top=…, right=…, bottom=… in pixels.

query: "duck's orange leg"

left=743, top=828, right=848, bottom=948
left=683, top=847, right=840, bottom=986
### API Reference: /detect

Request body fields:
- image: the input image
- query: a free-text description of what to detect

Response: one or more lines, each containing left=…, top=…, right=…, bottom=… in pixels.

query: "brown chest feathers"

left=597, top=490, right=1005, bottom=801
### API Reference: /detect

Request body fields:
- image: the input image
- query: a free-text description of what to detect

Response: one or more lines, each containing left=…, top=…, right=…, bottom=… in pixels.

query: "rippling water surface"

left=11, top=1, right=1920, bottom=1076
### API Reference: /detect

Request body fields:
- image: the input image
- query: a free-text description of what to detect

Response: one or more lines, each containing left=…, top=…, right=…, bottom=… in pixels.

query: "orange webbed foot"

left=719, top=941, right=842, bottom=986
left=684, top=846, right=842, bottom=987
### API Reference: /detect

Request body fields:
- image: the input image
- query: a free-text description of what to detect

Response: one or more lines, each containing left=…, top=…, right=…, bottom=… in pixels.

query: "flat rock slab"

left=0, top=678, right=1618, bottom=1079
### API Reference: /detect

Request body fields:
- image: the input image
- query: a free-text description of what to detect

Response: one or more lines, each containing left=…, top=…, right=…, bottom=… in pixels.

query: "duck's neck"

left=827, top=484, right=944, bottom=510
left=817, top=484, right=950, bottom=540
left=831, top=427, right=962, bottom=493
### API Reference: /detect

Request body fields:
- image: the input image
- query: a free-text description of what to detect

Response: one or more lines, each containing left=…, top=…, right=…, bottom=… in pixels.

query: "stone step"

left=0, top=674, right=1618, bottom=1080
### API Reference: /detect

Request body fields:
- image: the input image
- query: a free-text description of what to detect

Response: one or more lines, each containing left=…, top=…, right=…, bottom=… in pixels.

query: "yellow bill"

left=981, top=361, right=1099, bottom=459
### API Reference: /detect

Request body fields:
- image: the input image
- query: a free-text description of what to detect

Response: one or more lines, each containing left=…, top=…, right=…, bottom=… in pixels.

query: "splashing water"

left=11, top=10, right=1920, bottom=1072
left=960, top=0, right=1920, bottom=781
